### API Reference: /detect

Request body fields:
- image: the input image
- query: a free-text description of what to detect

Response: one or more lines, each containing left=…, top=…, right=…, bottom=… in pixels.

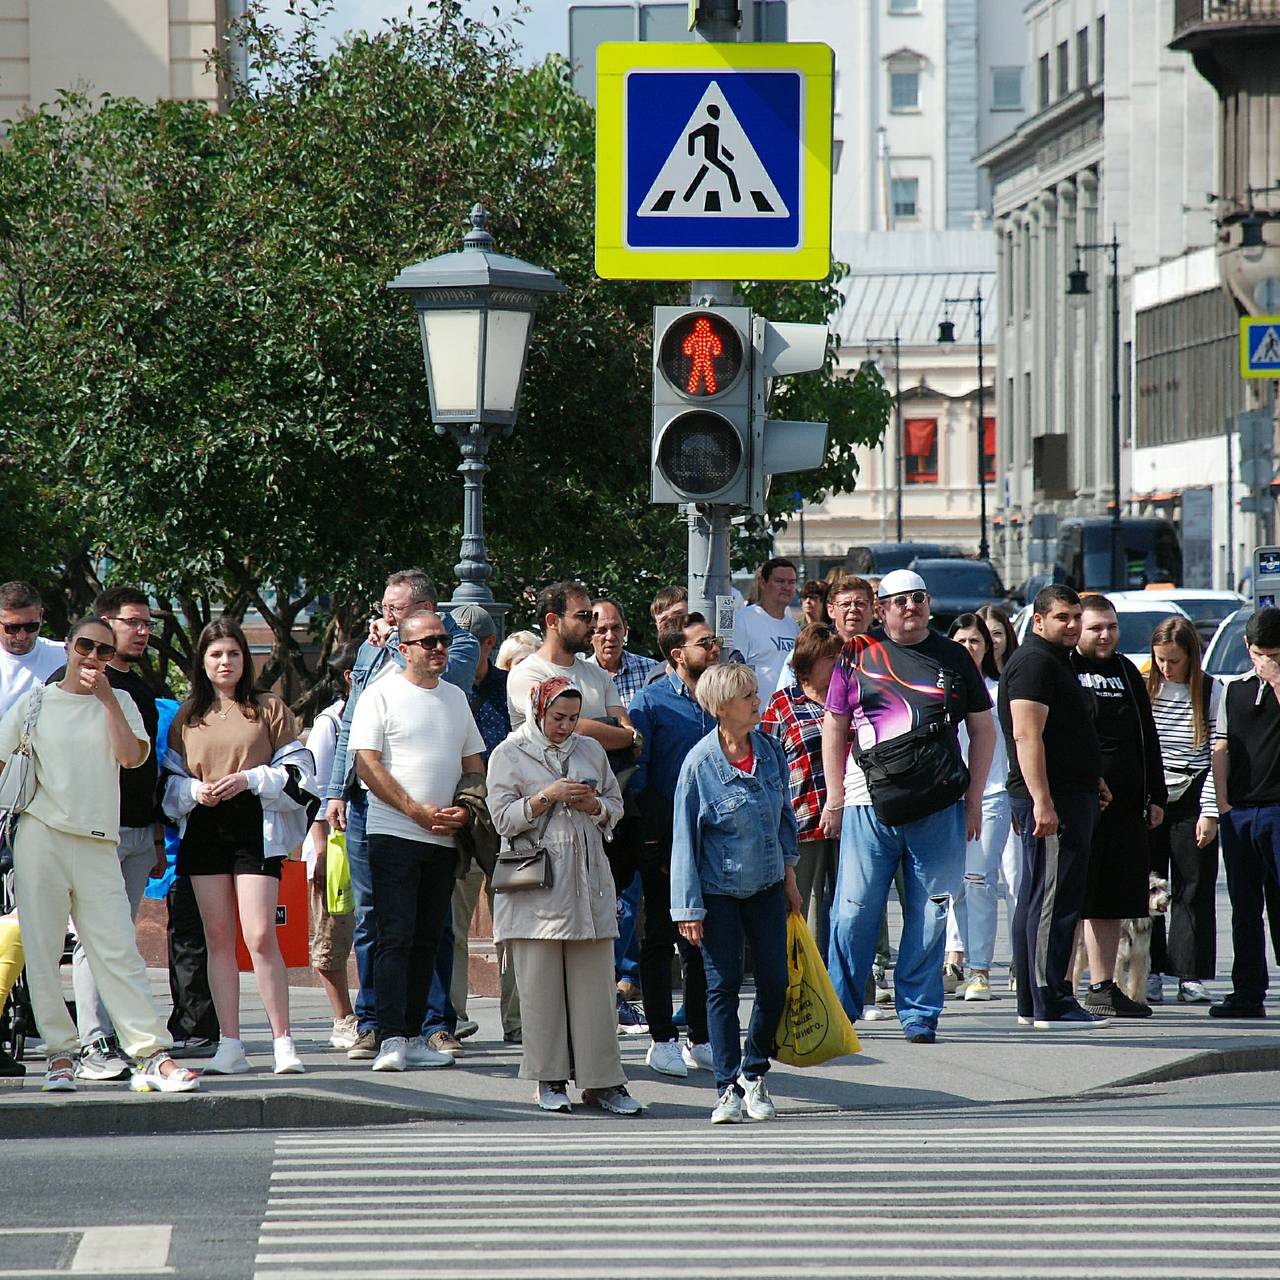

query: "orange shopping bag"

left=235, top=857, right=309, bottom=971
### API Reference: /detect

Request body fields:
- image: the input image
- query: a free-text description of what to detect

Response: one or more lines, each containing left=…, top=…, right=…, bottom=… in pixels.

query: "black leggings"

left=1149, top=778, right=1218, bottom=980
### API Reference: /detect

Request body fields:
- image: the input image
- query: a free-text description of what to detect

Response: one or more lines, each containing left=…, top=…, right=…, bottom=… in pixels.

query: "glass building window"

left=889, top=69, right=920, bottom=111
left=991, top=67, right=1022, bottom=111
left=891, top=177, right=919, bottom=220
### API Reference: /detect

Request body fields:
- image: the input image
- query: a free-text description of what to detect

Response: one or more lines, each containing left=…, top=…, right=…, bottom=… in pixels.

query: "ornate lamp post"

left=938, top=290, right=990, bottom=561
left=387, top=203, right=564, bottom=633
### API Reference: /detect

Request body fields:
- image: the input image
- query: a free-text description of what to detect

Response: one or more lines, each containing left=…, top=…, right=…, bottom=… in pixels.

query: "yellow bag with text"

left=775, top=913, right=861, bottom=1067
left=325, top=829, right=355, bottom=916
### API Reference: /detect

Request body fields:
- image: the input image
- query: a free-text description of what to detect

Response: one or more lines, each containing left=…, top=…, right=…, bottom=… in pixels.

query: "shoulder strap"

left=18, top=685, right=45, bottom=749
left=514, top=754, right=572, bottom=849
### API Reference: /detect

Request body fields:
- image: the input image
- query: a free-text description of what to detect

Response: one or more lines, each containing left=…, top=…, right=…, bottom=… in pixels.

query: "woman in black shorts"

left=164, top=620, right=316, bottom=1076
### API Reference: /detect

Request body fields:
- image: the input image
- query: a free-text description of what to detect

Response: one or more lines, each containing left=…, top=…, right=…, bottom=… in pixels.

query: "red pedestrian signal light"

left=658, top=310, right=744, bottom=399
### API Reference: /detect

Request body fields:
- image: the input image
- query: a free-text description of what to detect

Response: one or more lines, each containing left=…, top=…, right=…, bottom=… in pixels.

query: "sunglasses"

left=401, top=633, right=451, bottom=651
left=568, top=610, right=594, bottom=624
left=2, top=621, right=41, bottom=636
left=72, top=636, right=117, bottom=660
left=884, top=591, right=928, bottom=609
left=688, top=637, right=721, bottom=651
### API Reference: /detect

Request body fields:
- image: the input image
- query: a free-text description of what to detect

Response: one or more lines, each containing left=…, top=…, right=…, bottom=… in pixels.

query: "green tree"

left=0, top=0, right=888, bottom=698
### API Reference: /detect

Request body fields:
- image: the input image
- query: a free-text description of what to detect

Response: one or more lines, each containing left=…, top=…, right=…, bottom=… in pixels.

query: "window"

left=1097, top=16, right=1105, bottom=80
left=1037, top=53, right=1050, bottom=109
left=888, top=0, right=920, bottom=11
left=1076, top=28, right=1090, bottom=88
left=890, top=69, right=920, bottom=111
left=904, top=419, right=938, bottom=483
left=1056, top=41, right=1069, bottom=98
left=991, top=67, right=1022, bottom=111
left=890, top=177, right=919, bottom=220
left=982, top=417, right=996, bottom=482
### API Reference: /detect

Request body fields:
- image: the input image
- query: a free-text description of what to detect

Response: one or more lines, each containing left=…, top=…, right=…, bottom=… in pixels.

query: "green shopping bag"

left=325, top=828, right=355, bottom=915
left=775, top=913, right=861, bottom=1067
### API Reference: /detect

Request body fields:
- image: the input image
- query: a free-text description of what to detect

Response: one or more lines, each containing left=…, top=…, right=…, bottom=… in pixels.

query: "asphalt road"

left=6, top=1072, right=1280, bottom=1280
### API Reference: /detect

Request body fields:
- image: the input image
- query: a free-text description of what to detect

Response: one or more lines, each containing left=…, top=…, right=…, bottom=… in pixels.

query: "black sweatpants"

left=166, top=874, right=219, bottom=1042
left=1149, top=779, right=1218, bottom=980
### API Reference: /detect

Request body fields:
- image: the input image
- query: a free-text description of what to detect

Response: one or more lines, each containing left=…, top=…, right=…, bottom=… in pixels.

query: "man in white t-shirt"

left=734, top=558, right=799, bottom=693
left=0, top=581, right=65, bottom=719
left=349, top=610, right=486, bottom=1074
left=506, top=581, right=638, bottom=756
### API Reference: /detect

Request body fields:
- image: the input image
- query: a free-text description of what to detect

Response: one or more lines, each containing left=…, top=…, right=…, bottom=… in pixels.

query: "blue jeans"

left=828, top=802, right=965, bottom=1032
left=614, top=872, right=642, bottom=985
left=423, top=916, right=456, bottom=1038
left=699, top=882, right=789, bottom=1095
left=1219, top=805, right=1280, bottom=1005
left=345, top=792, right=377, bottom=1033
left=950, top=792, right=1012, bottom=972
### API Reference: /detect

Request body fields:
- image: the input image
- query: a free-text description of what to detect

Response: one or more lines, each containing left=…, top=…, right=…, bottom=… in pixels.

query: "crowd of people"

left=0, top=557, right=1276, bottom=1121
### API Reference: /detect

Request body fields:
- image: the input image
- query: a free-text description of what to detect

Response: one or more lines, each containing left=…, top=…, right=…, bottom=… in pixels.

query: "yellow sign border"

left=595, top=42, right=834, bottom=281
left=1241, top=316, right=1280, bottom=379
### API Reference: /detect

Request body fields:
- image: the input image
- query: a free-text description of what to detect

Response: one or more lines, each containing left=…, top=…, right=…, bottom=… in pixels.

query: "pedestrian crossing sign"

left=595, top=42, right=834, bottom=281
left=1241, top=316, right=1280, bottom=378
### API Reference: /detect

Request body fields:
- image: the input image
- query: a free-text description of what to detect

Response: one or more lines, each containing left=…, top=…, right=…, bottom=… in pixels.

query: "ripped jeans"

left=946, top=791, right=1013, bottom=972
left=828, top=802, right=966, bottom=1031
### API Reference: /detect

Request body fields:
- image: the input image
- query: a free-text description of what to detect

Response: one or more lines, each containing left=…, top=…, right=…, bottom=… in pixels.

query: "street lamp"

left=937, top=291, right=990, bottom=561
left=387, top=203, right=564, bottom=631
left=1066, top=231, right=1122, bottom=588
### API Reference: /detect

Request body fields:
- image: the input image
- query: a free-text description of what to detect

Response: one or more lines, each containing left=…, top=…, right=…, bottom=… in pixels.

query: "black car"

left=908, top=558, right=1010, bottom=631
left=846, top=542, right=967, bottom=577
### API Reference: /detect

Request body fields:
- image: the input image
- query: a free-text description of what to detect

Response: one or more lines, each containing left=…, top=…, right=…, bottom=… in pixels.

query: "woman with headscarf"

left=486, top=676, right=642, bottom=1116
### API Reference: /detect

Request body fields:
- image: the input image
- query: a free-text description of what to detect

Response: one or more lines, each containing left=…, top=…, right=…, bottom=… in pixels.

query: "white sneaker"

left=329, top=1015, right=359, bottom=1050
left=682, top=1040, right=714, bottom=1071
left=710, top=1086, right=743, bottom=1124
left=536, top=1081, right=572, bottom=1113
left=1146, top=973, right=1165, bottom=1004
left=405, top=1036, right=455, bottom=1069
left=372, top=1036, right=408, bottom=1072
left=202, top=1038, right=250, bottom=1075
left=738, top=1073, right=777, bottom=1121
left=861, top=1006, right=896, bottom=1021
left=272, top=1035, right=305, bottom=1075
left=645, top=1039, right=688, bottom=1077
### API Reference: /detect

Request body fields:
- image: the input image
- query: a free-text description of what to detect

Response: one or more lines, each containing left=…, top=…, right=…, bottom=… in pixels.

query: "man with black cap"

left=820, top=570, right=994, bottom=1043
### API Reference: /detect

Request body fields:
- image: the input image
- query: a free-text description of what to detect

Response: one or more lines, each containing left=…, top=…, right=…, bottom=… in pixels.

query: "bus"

left=1054, top=517, right=1182, bottom=592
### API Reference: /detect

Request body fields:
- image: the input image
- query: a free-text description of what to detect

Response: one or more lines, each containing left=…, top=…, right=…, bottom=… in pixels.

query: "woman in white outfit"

left=0, top=616, right=198, bottom=1094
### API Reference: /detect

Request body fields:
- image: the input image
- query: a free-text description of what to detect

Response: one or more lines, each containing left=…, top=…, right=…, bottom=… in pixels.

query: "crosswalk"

left=256, top=1124, right=1280, bottom=1279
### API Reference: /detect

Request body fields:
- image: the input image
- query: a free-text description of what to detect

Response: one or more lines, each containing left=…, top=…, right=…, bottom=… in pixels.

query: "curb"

left=1106, top=1043, right=1280, bottom=1089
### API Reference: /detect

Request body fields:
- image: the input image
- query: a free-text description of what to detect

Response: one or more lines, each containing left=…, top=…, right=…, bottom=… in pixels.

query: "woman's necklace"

left=214, top=696, right=237, bottom=720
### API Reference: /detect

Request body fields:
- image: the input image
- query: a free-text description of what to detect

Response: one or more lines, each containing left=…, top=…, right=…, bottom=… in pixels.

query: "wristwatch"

left=631, top=727, right=643, bottom=750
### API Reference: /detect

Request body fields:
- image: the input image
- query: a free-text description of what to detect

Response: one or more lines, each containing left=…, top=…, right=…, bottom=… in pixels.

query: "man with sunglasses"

left=0, top=581, right=64, bottom=719
left=820, top=570, right=994, bottom=1043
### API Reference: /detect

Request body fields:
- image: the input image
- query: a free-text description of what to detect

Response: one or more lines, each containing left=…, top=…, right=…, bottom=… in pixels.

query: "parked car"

left=908, top=558, right=1010, bottom=632
left=845, top=542, right=967, bottom=578
left=1204, top=606, right=1251, bottom=679
left=1012, top=595, right=1190, bottom=667
left=1109, top=588, right=1245, bottom=648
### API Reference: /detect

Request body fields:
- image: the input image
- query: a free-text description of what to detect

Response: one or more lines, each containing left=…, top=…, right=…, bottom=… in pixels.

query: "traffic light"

left=651, top=306, right=753, bottom=505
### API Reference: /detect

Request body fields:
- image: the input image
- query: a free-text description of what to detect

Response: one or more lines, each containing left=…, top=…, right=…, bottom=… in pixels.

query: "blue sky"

left=256, top=0, right=571, bottom=67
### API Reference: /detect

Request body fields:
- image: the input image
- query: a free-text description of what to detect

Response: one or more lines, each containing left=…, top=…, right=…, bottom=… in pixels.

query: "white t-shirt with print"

left=734, top=604, right=799, bottom=696
left=348, top=674, right=485, bottom=849
left=506, top=653, right=622, bottom=731
left=0, top=637, right=65, bottom=720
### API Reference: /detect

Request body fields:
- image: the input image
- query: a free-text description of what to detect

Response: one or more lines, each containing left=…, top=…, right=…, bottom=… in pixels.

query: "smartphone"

left=579, top=777, right=598, bottom=789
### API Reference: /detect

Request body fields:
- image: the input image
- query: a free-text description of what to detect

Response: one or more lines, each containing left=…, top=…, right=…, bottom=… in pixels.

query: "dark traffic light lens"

left=657, top=411, right=743, bottom=496
left=658, top=311, right=744, bottom=398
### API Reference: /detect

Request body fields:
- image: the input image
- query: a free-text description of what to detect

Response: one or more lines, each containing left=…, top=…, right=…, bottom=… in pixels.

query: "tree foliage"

left=0, top=0, right=889, bottom=699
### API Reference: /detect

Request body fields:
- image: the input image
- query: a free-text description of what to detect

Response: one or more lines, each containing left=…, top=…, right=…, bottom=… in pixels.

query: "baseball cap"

left=450, top=603, right=497, bottom=640
left=877, top=569, right=928, bottom=599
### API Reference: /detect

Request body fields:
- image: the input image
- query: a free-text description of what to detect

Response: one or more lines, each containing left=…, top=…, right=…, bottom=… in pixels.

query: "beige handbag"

left=0, top=686, right=45, bottom=850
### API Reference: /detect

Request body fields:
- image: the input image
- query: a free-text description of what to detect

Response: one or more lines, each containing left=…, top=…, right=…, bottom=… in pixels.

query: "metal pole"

left=1110, top=233, right=1122, bottom=588
left=976, top=294, right=989, bottom=560
left=1226, top=409, right=1235, bottom=591
left=894, top=331, right=903, bottom=544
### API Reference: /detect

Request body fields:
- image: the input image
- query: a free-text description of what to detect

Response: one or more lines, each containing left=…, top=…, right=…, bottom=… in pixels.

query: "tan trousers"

left=13, top=815, right=170, bottom=1059
left=508, top=936, right=624, bottom=1089
left=450, top=867, right=520, bottom=1034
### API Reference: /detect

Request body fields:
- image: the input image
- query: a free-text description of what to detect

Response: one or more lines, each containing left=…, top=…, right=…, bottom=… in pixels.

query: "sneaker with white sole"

left=329, top=1015, right=359, bottom=1050
left=943, top=962, right=964, bottom=995
left=872, top=963, right=893, bottom=1005
left=616, top=998, right=649, bottom=1036
left=582, top=1085, right=644, bottom=1116
left=682, top=1040, right=714, bottom=1072
left=346, top=1029, right=378, bottom=1060
left=1146, top=973, right=1165, bottom=1004
left=273, top=1035, right=305, bottom=1075
left=76, top=1036, right=131, bottom=1081
left=202, top=1038, right=251, bottom=1075
left=1178, top=979, right=1212, bottom=1004
left=710, top=1086, right=743, bottom=1124
left=43, top=1057, right=77, bottom=1092
left=406, top=1036, right=455, bottom=1068
left=738, top=1073, right=777, bottom=1120
left=372, top=1036, right=408, bottom=1072
left=454, top=1019, right=480, bottom=1041
left=536, top=1081, right=571, bottom=1113
left=861, top=1006, right=896, bottom=1021
left=646, top=1039, right=688, bottom=1077
left=962, top=973, right=992, bottom=1002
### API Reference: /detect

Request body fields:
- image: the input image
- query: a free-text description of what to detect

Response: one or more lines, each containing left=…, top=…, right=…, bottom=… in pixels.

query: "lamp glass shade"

left=421, top=309, right=482, bottom=415
left=1241, top=214, right=1265, bottom=249
left=482, top=309, right=534, bottom=414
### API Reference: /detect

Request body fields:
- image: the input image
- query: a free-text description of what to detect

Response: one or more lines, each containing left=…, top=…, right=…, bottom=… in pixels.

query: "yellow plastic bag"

left=325, top=829, right=355, bottom=916
left=775, top=913, right=861, bottom=1067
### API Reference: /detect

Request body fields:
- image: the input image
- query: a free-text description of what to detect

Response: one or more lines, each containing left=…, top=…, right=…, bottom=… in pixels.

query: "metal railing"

left=1174, top=0, right=1280, bottom=38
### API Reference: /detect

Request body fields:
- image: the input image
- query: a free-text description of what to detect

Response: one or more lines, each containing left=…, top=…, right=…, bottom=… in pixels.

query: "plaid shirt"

left=590, top=649, right=661, bottom=705
left=761, top=684, right=828, bottom=842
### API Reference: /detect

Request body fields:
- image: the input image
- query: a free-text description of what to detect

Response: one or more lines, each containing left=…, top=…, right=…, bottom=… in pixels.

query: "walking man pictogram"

left=683, top=104, right=741, bottom=205
left=682, top=317, right=723, bottom=395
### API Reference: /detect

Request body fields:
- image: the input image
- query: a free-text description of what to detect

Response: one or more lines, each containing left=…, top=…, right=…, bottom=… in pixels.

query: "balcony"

left=1172, top=0, right=1280, bottom=48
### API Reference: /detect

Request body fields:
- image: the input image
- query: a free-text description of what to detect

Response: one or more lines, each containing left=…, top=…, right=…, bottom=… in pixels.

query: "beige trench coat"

left=487, top=731, right=623, bottom=944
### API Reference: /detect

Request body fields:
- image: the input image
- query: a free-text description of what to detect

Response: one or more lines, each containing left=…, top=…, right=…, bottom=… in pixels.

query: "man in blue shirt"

left=624, top=611, right=720, bottom=1079
left=323, top=569, right=479, bottom=1060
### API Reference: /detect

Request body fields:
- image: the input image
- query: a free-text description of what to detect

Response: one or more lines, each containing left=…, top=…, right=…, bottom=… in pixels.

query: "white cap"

left=877, top=569, right=928, bottom=599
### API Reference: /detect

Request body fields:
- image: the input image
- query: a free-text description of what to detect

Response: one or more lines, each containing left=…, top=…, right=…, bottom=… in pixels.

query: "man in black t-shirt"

left=999, top=585, right=1109, bottom=1028
left=821, top=570, right=994, bottom=1044
left=1071, top=595, right=1165, bottom=1018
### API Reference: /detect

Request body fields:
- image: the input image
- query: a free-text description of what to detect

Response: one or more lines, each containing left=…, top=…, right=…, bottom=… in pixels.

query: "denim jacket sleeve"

left=442, top=614, right=479, bottom=695
left=669, top=757, right=706, bottom=922
left=325, top=640, right=381, bottom=800
left=626, top=685, right=652, bottom=799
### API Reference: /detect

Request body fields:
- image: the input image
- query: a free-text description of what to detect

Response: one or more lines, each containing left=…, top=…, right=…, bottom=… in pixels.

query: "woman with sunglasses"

left=164, top=619, right=317, bottom=1076
left=0, top=616, right=198, bottom=1093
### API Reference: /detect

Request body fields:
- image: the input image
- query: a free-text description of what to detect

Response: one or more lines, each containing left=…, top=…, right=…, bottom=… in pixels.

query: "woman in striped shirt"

left=1144, top=616, right=1220, bottom=1004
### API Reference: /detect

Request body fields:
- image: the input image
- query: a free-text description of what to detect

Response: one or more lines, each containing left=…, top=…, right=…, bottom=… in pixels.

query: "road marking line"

left=70, top=1225, right=173, bottom=1275
left=248, top=1268, right=1280, bottom=1280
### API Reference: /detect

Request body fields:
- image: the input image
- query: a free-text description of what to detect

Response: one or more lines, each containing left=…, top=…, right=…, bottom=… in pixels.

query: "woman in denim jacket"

left=671, top=663, right=802, bottom=1124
